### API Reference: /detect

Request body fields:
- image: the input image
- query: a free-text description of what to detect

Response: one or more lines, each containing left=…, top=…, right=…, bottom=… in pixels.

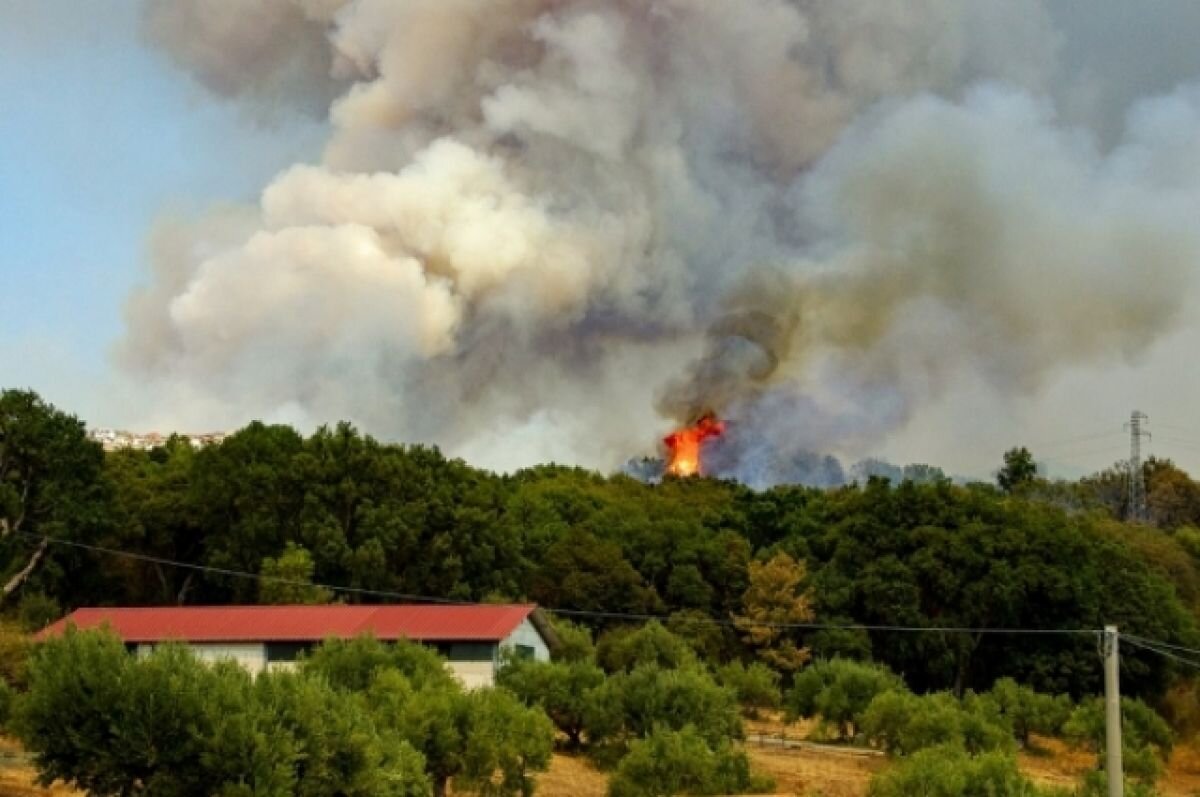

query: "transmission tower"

left=1126, top=410, right=1151, bottom=523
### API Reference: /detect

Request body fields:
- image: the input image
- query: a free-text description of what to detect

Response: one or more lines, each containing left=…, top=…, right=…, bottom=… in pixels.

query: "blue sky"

left=0, top=1, right=322, bottom=415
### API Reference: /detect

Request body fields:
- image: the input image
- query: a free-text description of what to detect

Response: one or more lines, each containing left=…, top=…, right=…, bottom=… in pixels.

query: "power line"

left=10, top=530, right=469, bottom=606
left=1123, top=634, right=1200, bottom=658
left=1153, top=435, right=1200, bottom=452
left=1032, top=429, right=1126, bottom=451
left=1038, top=445, right=1129, bottom=464
left=14, top=530, right=1101, bottom=638
left=1121, top=636, right=1200, bottom=672
left=1153, top=422, right=1200, bottom=438
left=549, top=606, right=1098, bottom=635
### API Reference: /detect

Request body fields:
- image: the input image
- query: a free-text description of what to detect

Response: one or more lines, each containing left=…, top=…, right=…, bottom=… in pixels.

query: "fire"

left=663, top=414, right=726, bottom=477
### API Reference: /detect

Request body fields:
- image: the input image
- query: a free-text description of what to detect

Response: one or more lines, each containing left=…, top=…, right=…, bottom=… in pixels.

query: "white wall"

left=137, top=642, right=267, bottom=674
left=448, top=661, right=496, bottom=690
left=133, top=620, right=552, bottom=686
left=500, top=618, right=551, bottom=662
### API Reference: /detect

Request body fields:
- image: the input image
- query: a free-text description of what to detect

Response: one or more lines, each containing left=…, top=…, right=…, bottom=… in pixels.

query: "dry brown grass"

left=745, top=745, right=883, bottom=797
left=1159, top=740, right=1200, bottom=796
left=0, top=764, right=79, bottom=797
left=529, top=753, right=609, bottom=797
left=1017, top=735, right=1096, bottom=792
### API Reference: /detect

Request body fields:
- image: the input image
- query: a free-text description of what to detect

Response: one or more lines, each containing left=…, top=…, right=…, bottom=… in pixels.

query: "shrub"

left=0, top=622, right=30, bottom=689
left=867, top=745, right=1065, bottom=797
left=596, top=622, right=697, bottom=673
left=16, top=629, right=433, bottom=797
left=989, top=678, right=1072, bottom=745
left=1159, top=677, right=1200, bottom=737
left=0, top=679, right=13, bottom=730
left=861, top=690, right=1012, bottom=756
left=584, top=664, right=742, bottom=756
left=16, top=592, right=60, bottom=633
left=787, top=659, right=904, bottom=741
left=302, top=634, right=454, bottom=692
left=608, top=726, right=770, bottom=797
left=497, top=657, right=604, bottom=748
left=716, top=661, right=781, bottom=717
left=1064, top=697, right=1173, bottom=786
left=548, top=618, right=596, bottom=663
left=15, top=631, right=219, bottom=795
left=368, top=671, right=554, bottom=797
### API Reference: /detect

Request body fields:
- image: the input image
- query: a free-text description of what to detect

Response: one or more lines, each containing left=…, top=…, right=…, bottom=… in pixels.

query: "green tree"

left=531, top=529, right=661, bottom=615
left=860, top=690, right=1012, bottom=756
left=16, top=629, right=433, bottom=797
left=584, top=665, right=741, bottom=754
left=716, top=660, right=781, bottom=718
left=0, top=389, right=109, bottom=603
left=497, top=656, right=604, bottom=749
left=254, top=670, right=431, bottom=797
left=607, top=726, right=766, bottom=797
left=547, top=617, right=596, bottom=663
left=989, top=678, right=1072, bottom=746
left=734, top=552, right=814, bottom=673
left=665, top=610, right=737, bottom=664
left=16, top=591, right=60, bottom=632
left=303, top=635, right=454, bottom=693
left=1064, top=697, right=1173, bottom=786
left=901, top=463, right=947, bottom=485
left=103, top=438, right=206, bottom=605
left=1145, top=458, right=1200, bottom=529
left=259, top=542, right=334, bottom=604
left=189, top=422, right=306, bottom=602
left=867, top=746, right=1059, bottom=797
left=15, top=630, right=217, bottom=795
left=806, top=481, right=1195, bottom=697
left=786, top=659, right=904, bottom=741
left=370, top=675, right=552, bottom=797
left=596, top=621, right=697, bottom=673
left=998, top=447, right=1038, bottom=493
left=457, top=687, right=554, bottom=797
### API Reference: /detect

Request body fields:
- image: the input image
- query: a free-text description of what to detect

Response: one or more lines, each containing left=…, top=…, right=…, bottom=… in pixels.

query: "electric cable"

left=15, top=529, right=1103, bottom=637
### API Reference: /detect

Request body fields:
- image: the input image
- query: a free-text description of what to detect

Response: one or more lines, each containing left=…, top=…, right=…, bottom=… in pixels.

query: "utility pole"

left=1126, top=411, right=1150, bottom=522
left=1104, top=625, right=1124, bottom=797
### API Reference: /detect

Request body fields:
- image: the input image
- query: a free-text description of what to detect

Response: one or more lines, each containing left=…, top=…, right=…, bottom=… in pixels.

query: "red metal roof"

left=37, top=604, right=538, bottom=644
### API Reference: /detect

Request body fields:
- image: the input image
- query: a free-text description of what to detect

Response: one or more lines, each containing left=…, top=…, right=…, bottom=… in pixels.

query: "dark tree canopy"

left=997, top=446, right=1038, bottom=493
left=0, top=390, right=108, bottom=603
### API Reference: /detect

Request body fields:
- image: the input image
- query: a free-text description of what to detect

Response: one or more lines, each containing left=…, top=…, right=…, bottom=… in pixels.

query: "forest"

left=5, top=387, right=1200, bottom=795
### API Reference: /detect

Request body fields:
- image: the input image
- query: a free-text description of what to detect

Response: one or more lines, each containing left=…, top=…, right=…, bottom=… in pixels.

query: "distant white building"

left=39, top=604, right=554, bottom=689
left=87, top=428, right=227, bottom=452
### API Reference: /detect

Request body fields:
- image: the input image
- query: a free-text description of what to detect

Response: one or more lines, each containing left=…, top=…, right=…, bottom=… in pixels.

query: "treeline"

left=3, top=389, right=1200, bottom=700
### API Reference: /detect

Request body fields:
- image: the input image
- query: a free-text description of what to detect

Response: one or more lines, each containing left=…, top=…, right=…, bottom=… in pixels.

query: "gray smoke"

left=120, top=0, right=1200, bottom=479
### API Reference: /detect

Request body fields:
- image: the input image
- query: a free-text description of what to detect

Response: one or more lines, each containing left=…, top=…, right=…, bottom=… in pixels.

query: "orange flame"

left=663, top=414, right=726, bottom=477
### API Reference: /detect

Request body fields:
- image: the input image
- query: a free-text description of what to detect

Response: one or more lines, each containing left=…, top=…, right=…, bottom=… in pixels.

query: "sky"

left=3, top=1, right=1200, bottom=481
left=0, top=1, right=324, bottom=418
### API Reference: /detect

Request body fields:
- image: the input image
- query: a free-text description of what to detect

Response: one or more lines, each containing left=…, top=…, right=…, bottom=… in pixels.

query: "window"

left=445, top=642, right=495, bottom=662
left=514, top=644, right=535, bottom=660
left=266, top=642, right=312, bottom=663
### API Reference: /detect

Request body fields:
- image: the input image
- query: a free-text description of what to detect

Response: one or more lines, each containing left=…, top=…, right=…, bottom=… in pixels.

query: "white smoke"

left=120, top=0, right=1200, bottom=478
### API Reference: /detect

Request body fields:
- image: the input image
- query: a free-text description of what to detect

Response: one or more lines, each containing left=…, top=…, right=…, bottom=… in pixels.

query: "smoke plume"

left=121, top=0, right=1200, bottom=481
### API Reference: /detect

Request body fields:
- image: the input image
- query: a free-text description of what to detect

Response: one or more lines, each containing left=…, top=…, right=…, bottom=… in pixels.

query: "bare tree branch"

left=2, top=536, right=48, bottom=598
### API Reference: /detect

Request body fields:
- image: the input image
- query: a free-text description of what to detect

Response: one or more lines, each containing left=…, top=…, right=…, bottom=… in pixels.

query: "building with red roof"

left=39, top=604, right=554, bottom=688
